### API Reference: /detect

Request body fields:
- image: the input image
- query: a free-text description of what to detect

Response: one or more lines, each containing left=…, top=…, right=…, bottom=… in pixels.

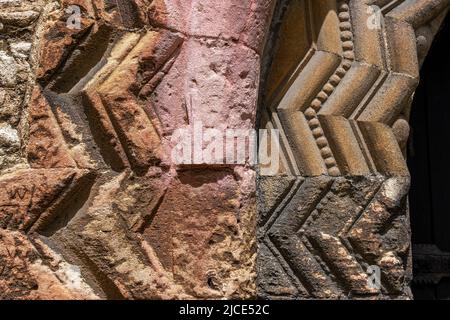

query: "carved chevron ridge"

left=262, top=0, right=450, bottom=177
left=259, top=175, right=412, bottom=299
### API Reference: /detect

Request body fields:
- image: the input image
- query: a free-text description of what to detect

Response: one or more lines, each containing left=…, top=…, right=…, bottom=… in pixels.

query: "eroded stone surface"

left=0, top=168, right=91, bottom=232
left=0, top=229, right=98, bottom=299
left=257, top=0, right=449, bottom=300
left=0, top=0, right=273, bottom=299
left=257, top=175, right=411, bottom=299
left=0, top=0, right=43, bottom=172
left=2, top=0, right=448, bottom=300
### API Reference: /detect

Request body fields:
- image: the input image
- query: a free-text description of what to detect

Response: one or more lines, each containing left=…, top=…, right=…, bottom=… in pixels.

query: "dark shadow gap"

left=408, top=13, right=450, bottom=300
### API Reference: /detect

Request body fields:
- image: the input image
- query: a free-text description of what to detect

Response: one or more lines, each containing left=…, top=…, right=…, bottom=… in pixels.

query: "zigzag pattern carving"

left=2, top=0, right=265, bottom=299
left=2, top=0, right=192, bottom=299
left=258, top=0, right=449, bottom=299
left=261, top=0, right=450, bottom=177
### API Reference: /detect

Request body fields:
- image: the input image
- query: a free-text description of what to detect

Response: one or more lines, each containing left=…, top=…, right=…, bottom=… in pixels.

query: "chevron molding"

left=0, top=0, right=274, bottom=299
left=258, top=0, right=450, bottom=299
left=1, top=0, right=449, bottom=300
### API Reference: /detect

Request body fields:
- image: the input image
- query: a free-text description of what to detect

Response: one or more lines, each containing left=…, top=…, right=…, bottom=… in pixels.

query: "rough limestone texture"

left=0, top=0, right=275, bottom=299
left=258, top=0, right=449, bottom=299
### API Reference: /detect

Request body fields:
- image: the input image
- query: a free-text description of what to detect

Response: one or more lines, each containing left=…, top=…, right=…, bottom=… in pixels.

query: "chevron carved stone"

left=0, top=0, right=275, bottom=299
left=257, top=0, right=449, bottom=299
left=1, top=0, right=449, bottom=300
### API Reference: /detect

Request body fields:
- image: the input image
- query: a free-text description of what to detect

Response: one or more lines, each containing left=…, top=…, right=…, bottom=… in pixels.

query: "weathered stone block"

left=257, top=175, right=411, bottom=299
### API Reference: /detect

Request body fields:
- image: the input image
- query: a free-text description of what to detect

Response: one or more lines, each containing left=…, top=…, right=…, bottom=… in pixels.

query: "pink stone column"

left=145, top=0, right=276, bottom=298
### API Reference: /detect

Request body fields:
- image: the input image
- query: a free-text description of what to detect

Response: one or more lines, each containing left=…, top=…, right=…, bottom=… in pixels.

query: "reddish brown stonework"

left=26, top=87, right=77, bottom=168
left=0, top=0, right=274, bottom=299
left=0, top=168, right=90, bottom=232
left=1, top=0, right=449, bottom=300
left=257, top=0, right=450, bottom=299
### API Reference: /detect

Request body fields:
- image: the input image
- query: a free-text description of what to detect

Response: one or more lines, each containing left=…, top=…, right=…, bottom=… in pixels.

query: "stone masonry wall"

left=1, top=0, right=450, bottom=300
left=0, top=0, right=275, bottom=299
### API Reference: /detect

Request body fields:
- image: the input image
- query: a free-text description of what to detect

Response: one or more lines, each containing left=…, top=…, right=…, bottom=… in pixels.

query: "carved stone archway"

left=1, top=0, right=450, bottom=300
left=257, top=0, right=450, bottom=299
left=0, top=0, right=276, bottom=299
